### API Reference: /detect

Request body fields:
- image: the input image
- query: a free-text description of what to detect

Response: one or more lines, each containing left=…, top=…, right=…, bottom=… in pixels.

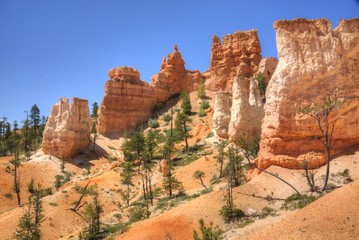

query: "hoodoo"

left=42, top=97, right=91, bottom=159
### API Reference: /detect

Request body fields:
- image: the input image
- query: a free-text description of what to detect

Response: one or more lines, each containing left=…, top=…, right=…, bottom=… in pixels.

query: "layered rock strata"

left=258, top=18, right=359, bottom=170
left=42, top=97, right=91, bottom=159
left=98, top=46, right=201, bottom=136
left=206, top=30, right=262, bottom=91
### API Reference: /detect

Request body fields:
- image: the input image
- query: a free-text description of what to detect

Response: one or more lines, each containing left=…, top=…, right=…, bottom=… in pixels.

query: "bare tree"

left=193, top=170, right=208, bottom=191
left=299, top=96, right=342, bottom=191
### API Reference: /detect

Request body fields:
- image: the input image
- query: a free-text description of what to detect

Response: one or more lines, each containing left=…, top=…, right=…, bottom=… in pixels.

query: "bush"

left=4, top=192, right=13, bottom=200
left=128, top=204, right=150, bottom=223
left=206, top=132, right=214, bottom=138
left=163, top=113, right=171, bottom=122
left=260, top=207, right=276, bottom=218
left=148, top=118, right=160, bottom=128
left=220, top=206, right=245, bottom=223
left=198, top=108, right=206, bottom=117
left=193, top=218, right=222, bottom=240
left=200, top=100, right=210, bottom=110
left=282, top=194, right=319, bottom=210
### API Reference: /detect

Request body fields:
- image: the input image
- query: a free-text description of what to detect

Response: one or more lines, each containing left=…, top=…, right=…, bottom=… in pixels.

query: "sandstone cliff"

left=206, top=30, right=262, bottom=91
left=258, top=18, right=359, bottom=170
left=98, top=46, right=201, bottom=136
left=213, top=58, right=277, bottom=141
left=42, top=97, right=91, bottom=159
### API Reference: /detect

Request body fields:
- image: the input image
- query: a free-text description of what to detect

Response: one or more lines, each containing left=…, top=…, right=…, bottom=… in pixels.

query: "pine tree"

left=197, top=78, right=206, bottom=99
left=30, top=105, right=41, bottom=135
left=180, top=91, right=192, bottom=115
left=175, top=111, right=192, bottom=151
left=91, top=102, right=99, bottom=118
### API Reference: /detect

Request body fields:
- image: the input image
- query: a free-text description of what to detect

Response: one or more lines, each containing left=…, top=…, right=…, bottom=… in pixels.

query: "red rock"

left=206, top=30, right=262, bottom=91
left=98, top=46, right=201, bottom=136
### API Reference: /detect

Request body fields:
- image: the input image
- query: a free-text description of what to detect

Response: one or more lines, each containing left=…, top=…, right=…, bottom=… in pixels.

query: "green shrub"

left=198, top=108, right=206, bottom=117
left=3, top=192, right=13, bottom=200
left=128, top=204, right=150, bottom=223
left=200, top=100, right=210, bottom=110
left=282, top=194, right=319, bottom=210
left=206, top=132, right=214, bottom=138
left=49, top=202, right=58, bottom=207
left=260, top=207, right=276, bottom=218
left=163, top=113, right=171, bottom=122
left=193, top=218, right=222, bottom=240
left=148, top=118, right=160, bottom=128
left=220, top=206, right=245, bottom=223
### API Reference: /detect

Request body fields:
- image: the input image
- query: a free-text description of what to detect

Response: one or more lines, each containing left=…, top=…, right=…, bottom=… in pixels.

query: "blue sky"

left=0, top=0, right=358, bottom=124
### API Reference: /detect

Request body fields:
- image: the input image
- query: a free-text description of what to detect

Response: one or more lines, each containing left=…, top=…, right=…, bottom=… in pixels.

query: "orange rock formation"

left=42, top=97, right=91, bottom=159
left=258, top=18, right=359, bottom=170
left=206, top=30, right=262, bottom=91
left=98, top=45, right=201, bottom=136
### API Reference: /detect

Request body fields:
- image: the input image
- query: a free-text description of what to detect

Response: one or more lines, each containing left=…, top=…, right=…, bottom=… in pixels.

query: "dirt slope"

left=246, top=179, right=359, bottom=240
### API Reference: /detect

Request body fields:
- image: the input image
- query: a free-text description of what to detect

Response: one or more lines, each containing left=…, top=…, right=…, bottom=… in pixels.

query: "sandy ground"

left=246, top=179, right=359, bottom=240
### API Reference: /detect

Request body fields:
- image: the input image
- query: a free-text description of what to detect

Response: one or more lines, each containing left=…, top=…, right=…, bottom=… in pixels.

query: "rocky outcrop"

left=98, top=46, right=201, bottom=136
left=227, top=75, right=263, bottom=142
left=213, top=92, right=232, bottom=138
left=42, top=97, right=91, bottom=159
left=213, top=58, right=277, bottom=140
left=97, top=67, right=159, bottom=136
left=258, top=18, right=359, bottom=170
left=150, top=45, right=202, bottom=95
left=206, top=30, right=262, bottom=91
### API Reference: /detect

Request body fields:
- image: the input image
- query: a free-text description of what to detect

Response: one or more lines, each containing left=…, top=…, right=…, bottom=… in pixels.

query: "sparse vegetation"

left=148, top=118, right=160, bottom=129
left=282, top=193, right=320, bottom=210
left=193, top=218, right=223, bottom=240
left=4, top=192, right=13, bottom=200
left=163, top=113, right=172, bottom=122
left=197, top=78, right=206, bottom=100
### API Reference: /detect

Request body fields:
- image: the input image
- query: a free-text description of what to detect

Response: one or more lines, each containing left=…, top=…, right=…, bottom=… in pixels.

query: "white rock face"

left=213, top=92, right=232, bottom=138
left=42, top=97, right=91, bottom=159
left=228, top=75, right=264, bottom=142
left=213, top=57, right=277, bottom=141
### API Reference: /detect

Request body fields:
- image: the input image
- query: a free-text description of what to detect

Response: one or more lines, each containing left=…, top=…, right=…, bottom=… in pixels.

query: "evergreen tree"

left=30, top=105, right=41, bottom=135
left=175, top=111, right=192, bottom=151
left=180, top=91, right=192, bottom=115
left=81, top=189, right=103, bottom=238
left=91, top=102, right=99, bottom=118
left=197, top=78, right=206, bottom=99
left=120, top=162, right=134, bottom=206
left=16, top=186, right=44, bottom=240
left=214, top=140, right=228, bottom=178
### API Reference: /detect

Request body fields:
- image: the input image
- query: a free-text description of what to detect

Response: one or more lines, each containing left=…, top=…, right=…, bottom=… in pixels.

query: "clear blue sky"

left=1, top=0, right=358, bottom=124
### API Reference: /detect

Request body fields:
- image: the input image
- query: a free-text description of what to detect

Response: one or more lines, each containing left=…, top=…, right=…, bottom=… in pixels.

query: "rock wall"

left=206, top=30, right=262, bottom=91
left=42, top=97, right=91, bottom=159
left=98, top=46, right=201, bottom=136
left=258, top=18, right=359, bottom=170
left=213, top=58, right=277, bottom=141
